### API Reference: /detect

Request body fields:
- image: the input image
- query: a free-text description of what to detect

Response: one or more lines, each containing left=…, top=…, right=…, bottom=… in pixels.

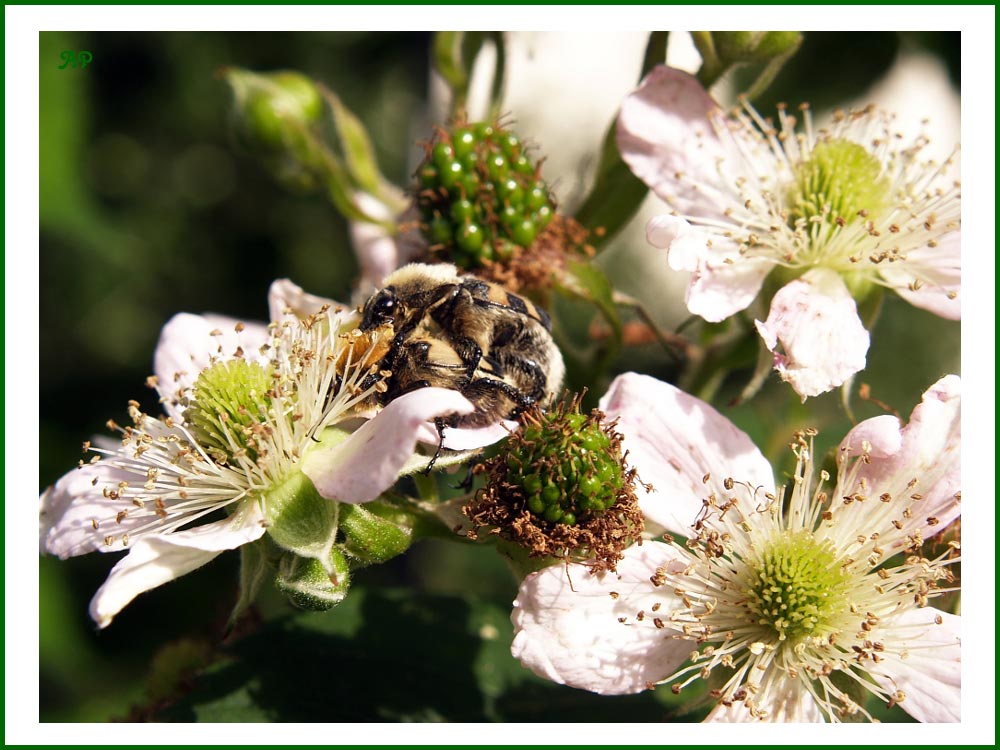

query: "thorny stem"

left=691, top=31, right=725, bottom=89
left=611, top=290, right=691, bottom=363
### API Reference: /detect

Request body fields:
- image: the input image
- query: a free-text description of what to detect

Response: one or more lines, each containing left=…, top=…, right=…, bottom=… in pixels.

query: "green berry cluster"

left=416, top=122, right=555, bottom=269
left=503, top=411, right=623, bottom=527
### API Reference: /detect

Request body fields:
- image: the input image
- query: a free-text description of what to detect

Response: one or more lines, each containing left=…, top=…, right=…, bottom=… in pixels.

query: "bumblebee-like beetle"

left=357, top=263, right=564, bottom=428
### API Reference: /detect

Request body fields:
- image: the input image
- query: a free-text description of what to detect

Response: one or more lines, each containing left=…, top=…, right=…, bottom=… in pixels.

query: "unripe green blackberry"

left=506, top=412, right=622, bottom=527
left=464, top=394, right=644, bottom=573
left=415, top=121, right=556, bottom=270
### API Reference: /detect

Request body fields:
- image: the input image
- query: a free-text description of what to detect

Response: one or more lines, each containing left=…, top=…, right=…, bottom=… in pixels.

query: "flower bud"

left=712, top=31, right=803, bottom=65
left=275, top=547, right=351, bottom=611
left=224, top=68, right=326, bottom=192
left=464, top=394, right=644, bottom=573
left=226, top=69, right=323, bottom=152
left=338, top=501, right=414, bottom=565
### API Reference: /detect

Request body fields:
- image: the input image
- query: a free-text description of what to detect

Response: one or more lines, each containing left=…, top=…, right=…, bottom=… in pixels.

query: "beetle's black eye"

left=360, top=289, right=398, bottom=329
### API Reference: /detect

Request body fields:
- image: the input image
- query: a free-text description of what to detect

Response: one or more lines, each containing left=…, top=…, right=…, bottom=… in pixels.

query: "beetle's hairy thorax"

left=357, top=265, right=564, bottom=428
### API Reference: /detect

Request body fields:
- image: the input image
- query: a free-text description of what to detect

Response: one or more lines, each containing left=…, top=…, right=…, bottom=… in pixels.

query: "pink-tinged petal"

left=874, top=607, right=960, bottom=722
left=348, top=194, right=425, bottom=292
left=267, top=278, right=343, bottom=323
left=648, top=215, right=773, bottom=322
left=39, top=462, right=147, bottom=558
left=617, top=66, right=730, bottom=216
left=705, top=686, right=825, bottom=722
left=754, top=269, right=869, bottom=399
left=153, top=312, right=269, bottom=419
left=88, top=504, right=266, bottom=628
left=880, top=230, right=961, bottom=321
left=599, top=373, right=775, bottom=537
left=303, top=388, right=475, bottom=504
left=350, top=219, right=400, bottom=293
left=839, top=374, right=960, bottom=543
left=511, top=542, right=690, bottom=695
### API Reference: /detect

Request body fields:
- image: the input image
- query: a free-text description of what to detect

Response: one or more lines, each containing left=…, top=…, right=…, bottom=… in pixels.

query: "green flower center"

left=787, top=138, right=889, bottom=228
left=504, top=412, right=622, bottom=527
left=184, top=359, right=274, bottom=462
left=741, top=531, right=851, bottom=642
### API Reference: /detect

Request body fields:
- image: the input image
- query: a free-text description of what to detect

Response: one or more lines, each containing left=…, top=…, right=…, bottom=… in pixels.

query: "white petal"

left=39, top=462, right=147, bottom=558
left=511, top=542, right=690, bottom=695
left=880, top=230, right=961, bottom=320
left=873, top=607, right=960, bottom=722
left=599, top=373, right=775, bottom=536
left=153, top=312, right=269, bottom=419
left=839, top=374, right=961, bottom=543
left=754, top=269, right=870, bottom=399
left=616, top=66, right=730, bottom=216
left=88, top=504, right=266, bottom=628
left=436, top=419, right=516, bottom=451
left=648, top=215, right=773, bottom=322
left=302, top=388, right=475, bottom=504
left=267, top=278, right=343, bottom=322
left=705, top=686, right=825, bottom=722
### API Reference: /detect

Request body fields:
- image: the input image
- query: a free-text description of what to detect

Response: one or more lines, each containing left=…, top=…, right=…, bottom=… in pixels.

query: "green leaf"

left=573, top=126, right=649, bottom=248
left=153, top=585, right=678, bottom=722
left=560, top=261, right=623, bottom=361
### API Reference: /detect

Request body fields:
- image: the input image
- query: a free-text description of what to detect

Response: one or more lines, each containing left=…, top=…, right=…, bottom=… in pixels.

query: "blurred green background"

left=39, top=31, right=960, bottom=722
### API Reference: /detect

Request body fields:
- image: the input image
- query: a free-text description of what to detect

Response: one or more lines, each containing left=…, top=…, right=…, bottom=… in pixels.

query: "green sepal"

left=227, top=539, right=271, bottom=630
left=339, top=500, right=414, bottom=566
left=693, top=31, right=803, bottom=99
left=855, top=283, right=885, bottom=332
left=432, top=31, right=506, bottom=119
left=318, top=85, right=407, bottom=214
left=275, top=547, right=351, bottom=611
left=397, top=447, right=479, bottom=477
left=264, top=470, right=341, bottom=574
left=494, top=538, right=564, bottom=582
